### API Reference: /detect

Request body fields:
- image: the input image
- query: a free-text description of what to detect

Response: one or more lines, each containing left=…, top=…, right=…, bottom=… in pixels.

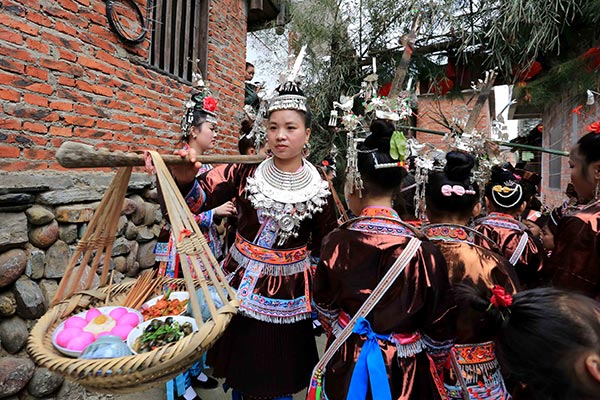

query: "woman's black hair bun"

left=240, top=119, right=253, bottom=135
left=363, top=119, right=395, bottom=152
left=444, top=151, right=475, bottom=182
left=490, top=165, right=516, bottom=186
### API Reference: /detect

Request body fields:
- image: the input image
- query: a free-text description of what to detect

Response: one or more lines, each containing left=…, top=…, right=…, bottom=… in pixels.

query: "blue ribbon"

left=346, top=317, right=392, bottom=400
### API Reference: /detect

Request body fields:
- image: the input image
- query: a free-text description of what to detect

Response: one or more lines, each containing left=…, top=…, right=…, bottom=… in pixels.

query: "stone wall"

left=0, top=170, right=164, bottom=398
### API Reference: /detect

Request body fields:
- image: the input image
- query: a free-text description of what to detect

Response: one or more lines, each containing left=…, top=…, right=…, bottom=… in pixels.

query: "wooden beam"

left=55, top=141, right=266, bottom=168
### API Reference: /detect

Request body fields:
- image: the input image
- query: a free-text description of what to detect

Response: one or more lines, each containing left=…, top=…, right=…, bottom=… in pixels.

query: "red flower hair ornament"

left=487, top=285, right=513, bottom=320
left=203, top=96, right=217, bottom=113
left=587, top=119, right=600, bottom=134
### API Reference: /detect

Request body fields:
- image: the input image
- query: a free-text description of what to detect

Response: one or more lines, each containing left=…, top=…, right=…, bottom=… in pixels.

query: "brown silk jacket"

left=474, top=212, right=545, bottom=289
left=547, top=201, right=600, bottom=300
left=313, top=207, right=456, bottom=400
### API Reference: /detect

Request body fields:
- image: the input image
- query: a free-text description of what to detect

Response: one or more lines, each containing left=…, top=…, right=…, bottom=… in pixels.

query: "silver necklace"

left=246, top=158, right=330, bottom=245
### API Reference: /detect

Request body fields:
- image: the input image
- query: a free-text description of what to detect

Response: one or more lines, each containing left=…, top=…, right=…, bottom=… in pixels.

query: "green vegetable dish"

left=134, top=317, right=194, bottom=353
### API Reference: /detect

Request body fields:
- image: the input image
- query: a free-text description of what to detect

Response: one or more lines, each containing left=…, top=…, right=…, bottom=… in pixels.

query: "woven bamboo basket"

left=28, top=152, right=238, bottom=393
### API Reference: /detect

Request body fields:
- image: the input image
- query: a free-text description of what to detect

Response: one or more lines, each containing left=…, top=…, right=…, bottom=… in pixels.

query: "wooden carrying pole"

left=56, top=141, right=265, bottom=168
left=396, top=125, right=570, bottom=157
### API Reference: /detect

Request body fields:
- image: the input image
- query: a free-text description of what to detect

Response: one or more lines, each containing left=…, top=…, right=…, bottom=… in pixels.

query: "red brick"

left=25, top=82, right=53, bottom=95
left=78, top=55, right=115, bottom=75
left=0, top=145, right=20, bottom=158
left=27, top=12, right=52, bottom=27
left=96, top=50, right=131, bottom=71
left=116, top=91, right=144, bottom=105
left=92, top=85, right=114, bottom=97
left=2, top=14, right=39, bottom=35
left=39, top=59, right=84, bottom=76
left=133, top=86, right=160, bottom=101
left=132, top=106, right=158, bottom=118
left=98, top=76, right=129, bottom=90
left=56, top=50, right=76, bottom=63
left=24, top=93, right=49, bottom=107
left=13, top=0, right=41, bottom=11
left=44, top=32, right=83, bottom=52
left=6, top=105, right=57, bottom=122
left=0, top=45, right=34, bottom=63
left=55, top=88, right=92, bottom=103
left=49, top=101, right=73, bottom=111
left=23, top=148, right=55, bottom=160
left=57, top=76, right=76, bottom=87
left=74, top=104, right=109, bottom=118
left=63, top=115, right=95, bottom=127
left=74, top=0, right=90, bottom=7
left=49, top=126, right=73, bottom=137
left=50, top=138, right=64, bottom=148
left=0, top=70, right=19, bottom=86
left=144, top=118, right=165, bottom=130
left=42, top=6, right=74, bottom=20
left=131, top=126, right=153, bottom=136
left=113, top=113, right=141, bottom=124
left=75, top=80, right=96, bottom=93
left=23, top=122, right=48, bottom=134
left=96, top=120, right=129, bottom=131
left=98, top=100, right=131, bottom=112
left=26, top=135, right=49, bottom=146
left=54, top=21, right=77, bottom=36
left=1, top=1, right=26, bottom=16
left=78, top=32, right=115, bottom=54
left=25, top=65, right=49, bottom=81
left=113, top=133, right=134, bottom=142
left=0, top=27, right=23, bottom=45
left=74, top=127, right=111, bottom=140
left=79, top=10, right=105, bottom=25
left=145, top=136, right=170, bottom=147
left=0, top=118, right=22, bottom=130
left=56, top=0, right=79, bottom=13
left=0, top=88, right=20, bottom=102
left=0, top=58, right=25, bottom=74
left=0, top=161, right=48, bottom=171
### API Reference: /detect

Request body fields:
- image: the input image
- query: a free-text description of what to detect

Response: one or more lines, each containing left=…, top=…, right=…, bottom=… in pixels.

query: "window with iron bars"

left=149, top=0, right=209, bottom=82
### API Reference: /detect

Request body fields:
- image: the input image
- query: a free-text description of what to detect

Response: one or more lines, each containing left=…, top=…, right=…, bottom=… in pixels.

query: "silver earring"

left=595, top=181, right=600, bottom=200
left=302, top=143, right=311, bottom=157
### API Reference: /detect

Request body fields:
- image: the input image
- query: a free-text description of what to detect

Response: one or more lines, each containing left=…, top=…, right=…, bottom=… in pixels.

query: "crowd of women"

left=160, top=69, right=600, bottom=400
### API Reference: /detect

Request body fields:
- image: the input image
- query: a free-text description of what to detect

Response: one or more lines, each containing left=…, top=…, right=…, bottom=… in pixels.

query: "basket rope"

left=28, top=152, right=238, bottom=393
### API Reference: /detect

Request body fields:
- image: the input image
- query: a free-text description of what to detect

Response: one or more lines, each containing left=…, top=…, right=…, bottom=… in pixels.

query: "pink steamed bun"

left=116, top=312, right=140, bottom=327
left=56, top=327, right=83, bottom=348
left=109, top=307, right=128, bottom=320
left=110, top=325, right=133, bottom=340
left=64, top=316, right=87, bottom=329
left=85, top=308, right=102, bottom=322
left=66, top=332, right=95, bottom=351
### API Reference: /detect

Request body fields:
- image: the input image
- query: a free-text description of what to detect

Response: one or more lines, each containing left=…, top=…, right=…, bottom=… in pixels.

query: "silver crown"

left=268, top=94, right=308, bottom=113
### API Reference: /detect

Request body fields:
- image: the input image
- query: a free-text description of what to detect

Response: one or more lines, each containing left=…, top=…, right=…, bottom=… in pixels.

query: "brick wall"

left=415, top=92, right=491, bottom=148
left=0, top=0, right=246, bottom=172
left=541, top=99, right=600, bottom=207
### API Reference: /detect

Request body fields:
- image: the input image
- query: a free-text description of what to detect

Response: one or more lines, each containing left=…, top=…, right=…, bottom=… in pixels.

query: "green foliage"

left=280, top=0, right=600, bottom=167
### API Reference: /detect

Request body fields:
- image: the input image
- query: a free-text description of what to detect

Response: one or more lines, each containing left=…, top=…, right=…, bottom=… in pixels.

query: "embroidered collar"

left=246, top=157, right=330, bottom=245
left=487, top=212, right=517, bottom=220
left=360, top=206, right=399, bottom=219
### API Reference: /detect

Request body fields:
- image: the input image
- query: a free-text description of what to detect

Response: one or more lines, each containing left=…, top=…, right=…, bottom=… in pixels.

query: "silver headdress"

left=181, top=67, right=218, bottom=138
left=267, top=45, right=308, bottom=114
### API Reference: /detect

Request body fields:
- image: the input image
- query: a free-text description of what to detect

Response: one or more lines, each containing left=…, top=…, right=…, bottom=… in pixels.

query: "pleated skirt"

left=207, top=314, right=318, bottom=398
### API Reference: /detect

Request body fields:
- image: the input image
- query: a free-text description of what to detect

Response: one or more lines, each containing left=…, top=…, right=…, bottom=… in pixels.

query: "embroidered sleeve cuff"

left=185, top=180, right=206, bottom=214
left=194, top=209, right=213, bottom=229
